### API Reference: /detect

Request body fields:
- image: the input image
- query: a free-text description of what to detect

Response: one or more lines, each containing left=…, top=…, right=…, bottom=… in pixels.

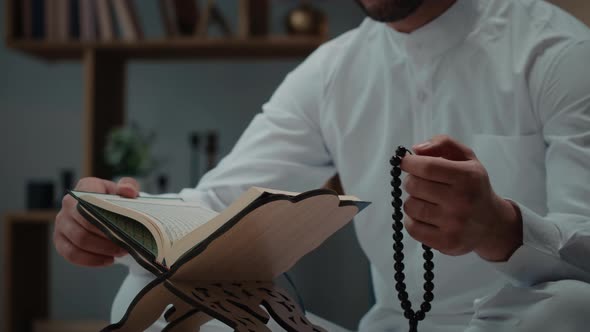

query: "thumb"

left=412, top=135, right=477, bottom=161
left=116, top=177, right=140, bottom=198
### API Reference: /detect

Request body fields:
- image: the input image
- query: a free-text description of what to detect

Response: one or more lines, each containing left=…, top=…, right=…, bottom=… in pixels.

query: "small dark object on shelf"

left=159, top=0, right=199, bottom=36
left=157, top=174, right=169, bottom=194
left=60, top=169, right=75, bottom=198
left=27, top=180, right=54, bottom=210
left=248, top=0, right=269, bottom=36
left=205, top=131, right=219, bottom=171
left=189, top=131, right=201, bottom=186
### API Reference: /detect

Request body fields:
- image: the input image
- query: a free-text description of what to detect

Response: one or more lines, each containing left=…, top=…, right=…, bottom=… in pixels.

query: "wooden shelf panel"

left=33, top=319, right=110, bottom=332
left=6, top=36, right=327, bottom=61
left=3, top=210, right=58, bottom=223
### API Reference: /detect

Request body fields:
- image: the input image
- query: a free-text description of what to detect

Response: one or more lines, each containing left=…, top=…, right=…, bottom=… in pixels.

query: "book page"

left=104, top=199, right=219, bottom=247
left=91, top=204, right=159, bottom=257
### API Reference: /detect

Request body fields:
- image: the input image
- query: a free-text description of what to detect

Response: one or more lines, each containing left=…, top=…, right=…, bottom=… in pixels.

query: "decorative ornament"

left=285, top=1, right=327, bottom=36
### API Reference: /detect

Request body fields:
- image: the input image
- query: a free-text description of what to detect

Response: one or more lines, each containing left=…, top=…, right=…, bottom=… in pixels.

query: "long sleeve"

left=492, top=40, right=590, bottom=285
left=178, top=45, right=336, bottom=212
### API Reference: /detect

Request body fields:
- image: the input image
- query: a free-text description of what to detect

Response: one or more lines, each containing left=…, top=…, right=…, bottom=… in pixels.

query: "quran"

left=68, top=187, right=369, bottom=331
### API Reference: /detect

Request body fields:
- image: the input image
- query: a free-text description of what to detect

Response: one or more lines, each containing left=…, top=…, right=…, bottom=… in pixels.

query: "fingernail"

left=413, top=141, right=431, bottom=149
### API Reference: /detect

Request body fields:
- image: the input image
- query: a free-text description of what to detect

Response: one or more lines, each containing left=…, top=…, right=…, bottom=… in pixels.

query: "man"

left=54, top=0, right=590, bottom=331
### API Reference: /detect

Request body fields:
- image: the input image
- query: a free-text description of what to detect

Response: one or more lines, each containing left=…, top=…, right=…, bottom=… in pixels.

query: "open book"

left=69, top=187, right=369, bottom=278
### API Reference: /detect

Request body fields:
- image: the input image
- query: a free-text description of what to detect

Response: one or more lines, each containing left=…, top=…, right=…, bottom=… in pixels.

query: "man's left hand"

left=400, top=135, right=523, bottom=262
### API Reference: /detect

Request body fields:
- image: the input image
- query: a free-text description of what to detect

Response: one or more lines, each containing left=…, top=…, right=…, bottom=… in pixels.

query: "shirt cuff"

left=489, top=200, right=588, bottom=286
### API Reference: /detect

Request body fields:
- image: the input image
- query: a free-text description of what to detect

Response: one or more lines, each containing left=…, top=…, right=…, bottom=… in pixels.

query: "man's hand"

left=400, top=135, right=523, bottom=262
left=53, top=177, right=140, bottom=267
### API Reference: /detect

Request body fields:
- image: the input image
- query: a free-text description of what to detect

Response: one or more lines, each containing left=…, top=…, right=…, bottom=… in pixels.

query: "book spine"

left=69, top=0, right=80, bottom=39
left=32, top=0, right=46, bottom=39
left=22, top=0, right=33, bottom=39
left=45, top=0, right=54, bottom=40
left=248, top=0, right=268, bottom=36
left=237, top=0, right=249, bottom=39
left=55, top=0, right=70, bottom=41
left=159, top=0, right=178, bottom=37
left=173, top=0, right=198, bottom=36
left=79, top=0, right=97, bottom=41
left=96, top=0, right=115, bottom=41
left=111, top=0, right=143, bottom=41
left=196, top=0, right=214, bottom=36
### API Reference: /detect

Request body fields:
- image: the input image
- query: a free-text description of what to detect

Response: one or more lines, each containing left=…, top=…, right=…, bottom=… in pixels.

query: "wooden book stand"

left=102, top=279, right=325, bottom=332
left=96, top=186, right=361, bottom=331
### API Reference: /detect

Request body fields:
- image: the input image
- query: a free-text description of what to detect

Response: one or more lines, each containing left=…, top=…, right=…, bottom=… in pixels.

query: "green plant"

left=104, top=125, right=156, bottom=177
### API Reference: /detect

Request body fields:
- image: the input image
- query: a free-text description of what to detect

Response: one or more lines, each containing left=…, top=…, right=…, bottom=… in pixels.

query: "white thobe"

left=111, top=0, right=590, bottom=331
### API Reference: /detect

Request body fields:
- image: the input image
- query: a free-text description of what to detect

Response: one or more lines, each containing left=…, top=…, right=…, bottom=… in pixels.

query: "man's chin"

left=355, top=0, right=426, bottom=23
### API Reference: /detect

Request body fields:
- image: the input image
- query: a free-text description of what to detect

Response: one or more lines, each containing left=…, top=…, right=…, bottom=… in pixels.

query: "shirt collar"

left=385, top=0, right=481, bottom=62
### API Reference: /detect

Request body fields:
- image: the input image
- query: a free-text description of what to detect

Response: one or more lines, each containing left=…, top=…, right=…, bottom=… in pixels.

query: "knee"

left=522, top=279, right=590, bottom=331
left=467, top=280, right=590, bottom=332
left=536, top=279, right=590, bottom=315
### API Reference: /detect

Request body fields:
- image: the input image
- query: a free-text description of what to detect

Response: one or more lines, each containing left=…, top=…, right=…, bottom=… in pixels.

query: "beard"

left=355, top=0, right=426, bottom=22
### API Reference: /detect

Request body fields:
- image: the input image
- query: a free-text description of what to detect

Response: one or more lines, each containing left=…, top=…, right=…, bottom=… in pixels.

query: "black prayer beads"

left=390, top=146, right=435, bottom=332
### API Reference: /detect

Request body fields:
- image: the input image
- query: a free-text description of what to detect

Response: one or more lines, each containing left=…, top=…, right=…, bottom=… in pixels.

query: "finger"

left=61, top=216, right=126, bottom=257
left=55, top=204, right=106, bottom=238
left=403, top=174, right=451, bottom=204
left=403, top=196, right=444, bottom=227
left=70, top=208, right=110, bottom=239
left=75, top=177, right=118, bottom=194
left=412, top=135, right=476, bottom=161
left=400, top=154, right=467, bottom=184
left=54, top=231, right=115, bottom=267
left=116, top=177, right=140, bottom=198
left=404, top=217, right=440, bottom=249
left=61, top=194, right=110, bottom=240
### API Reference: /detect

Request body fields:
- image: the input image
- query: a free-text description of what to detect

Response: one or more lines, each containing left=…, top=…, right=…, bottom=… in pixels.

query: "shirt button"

left=417, top=90, right=428, bottom=102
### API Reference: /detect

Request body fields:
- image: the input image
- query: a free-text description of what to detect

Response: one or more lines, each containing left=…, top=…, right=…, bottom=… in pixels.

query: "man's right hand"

left=54, top=177, right=140, bottom=267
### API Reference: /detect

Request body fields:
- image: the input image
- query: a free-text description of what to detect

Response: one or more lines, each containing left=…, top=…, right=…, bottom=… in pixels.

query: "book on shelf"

left=55, top=0, right=68, bottom=40
left=237, top=0, right=249, bottom=38
left=69, top=186, right=368, bottom=330
left=14, top=0, right=309, bottom=43
left=238, top=0, right=270, bottom=38
left=79, top=0, right=98, bottom=41
left=31, top=0, right=46, bottom=39
left=34, top=0, right=79, bottom=41
left=69, top=0, right=81, bottom=39
left=18, top=0, right=143, bottom=42
left=111, top=0, right=143, bottom=40
left=159, top=0, right=179, bottom=37
left=159, top=0, right=199, bottom=37
left=96, top=0, right=115, bottom=41
left=44, top=0, right=55, bottom=40
left=13, top=0, right=49, bottom=40
left=22, top=0, right=33, bottom=38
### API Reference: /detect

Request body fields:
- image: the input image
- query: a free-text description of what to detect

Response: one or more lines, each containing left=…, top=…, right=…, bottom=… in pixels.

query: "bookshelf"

left=6, top=36, right=326, bottom=61
left=5, top=0, right=327, bottom=180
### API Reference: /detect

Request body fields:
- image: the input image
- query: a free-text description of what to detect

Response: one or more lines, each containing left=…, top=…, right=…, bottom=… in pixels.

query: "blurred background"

left=2, top=0, right=589, bottom=332
left=1, top=0, right=374, bottom=331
